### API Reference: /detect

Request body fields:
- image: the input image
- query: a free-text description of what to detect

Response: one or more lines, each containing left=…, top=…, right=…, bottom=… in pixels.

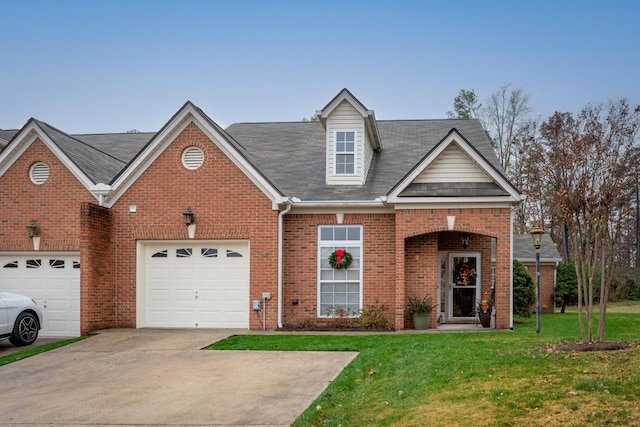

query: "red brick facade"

left=107, top=122, right=281, bottom=330
left=1, top=118, right=519, bottom=334
left=525, top=263, right=557, bottom=314
left=0, top=139, right=94, bottom=251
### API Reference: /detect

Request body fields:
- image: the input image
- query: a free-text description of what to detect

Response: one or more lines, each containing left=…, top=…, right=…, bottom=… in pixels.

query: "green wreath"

left=328, top=249, right=353, bottom=269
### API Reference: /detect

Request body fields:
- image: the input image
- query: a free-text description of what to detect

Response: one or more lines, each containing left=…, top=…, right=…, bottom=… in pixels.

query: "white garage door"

left=140, top=241, right=250, bottom=329
left=0, top=253, right=80, bottom=337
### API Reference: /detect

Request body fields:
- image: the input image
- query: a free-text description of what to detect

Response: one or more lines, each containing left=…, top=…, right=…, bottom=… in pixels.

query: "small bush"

left=513, top=259, right=535, bottom=317
left=355, top=300, right=394, bottom=330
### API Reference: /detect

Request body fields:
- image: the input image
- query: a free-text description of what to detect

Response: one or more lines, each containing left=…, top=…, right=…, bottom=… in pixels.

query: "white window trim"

left=333, top=130, right=357, bottom=176
left=317, top=225, right=363, bottom=317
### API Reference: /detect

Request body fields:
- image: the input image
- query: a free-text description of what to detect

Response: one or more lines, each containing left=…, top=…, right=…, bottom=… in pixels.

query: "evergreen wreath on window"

left=328, top=248, right=353, bottom=269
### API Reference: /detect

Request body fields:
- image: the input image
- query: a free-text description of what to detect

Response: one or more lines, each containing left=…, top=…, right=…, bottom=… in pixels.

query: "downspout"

left=509, top=207, right=514, bottom=330
left=277, top=199, right=293, bottom=329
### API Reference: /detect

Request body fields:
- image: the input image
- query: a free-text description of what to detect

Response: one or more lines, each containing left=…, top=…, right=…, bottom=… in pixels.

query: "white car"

left=0, top=292, right=43, bottom=346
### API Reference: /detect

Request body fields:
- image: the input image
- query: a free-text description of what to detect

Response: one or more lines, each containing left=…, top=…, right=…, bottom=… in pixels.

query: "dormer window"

left=335, top=131, right=356, bottom=175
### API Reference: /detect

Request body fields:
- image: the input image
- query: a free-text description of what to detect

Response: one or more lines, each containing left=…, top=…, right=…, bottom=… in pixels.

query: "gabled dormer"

left=317, top=89, right=382, bottom=185
left=386, top=128, right=521, bottom=204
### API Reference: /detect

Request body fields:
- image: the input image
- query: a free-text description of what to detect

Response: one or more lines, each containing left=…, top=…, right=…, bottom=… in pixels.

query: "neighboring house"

left=0, top=89, right=522, bottom=336
left=513, top=234, right=563, bottom=313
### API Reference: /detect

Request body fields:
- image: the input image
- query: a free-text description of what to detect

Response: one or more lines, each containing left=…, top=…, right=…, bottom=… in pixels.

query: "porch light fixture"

left=460, top=233, right=470, bottom=248
left=529, top=226, right=544, bottom=333
left=26, top=220, right=40, bottom=238
left=183, top=208, right=195, bottom=227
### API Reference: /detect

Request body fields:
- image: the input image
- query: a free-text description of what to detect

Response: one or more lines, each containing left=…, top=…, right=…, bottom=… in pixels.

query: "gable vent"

left=29, top=162, right=50, bottom=184
left=181, top=146, right=204, bottom=170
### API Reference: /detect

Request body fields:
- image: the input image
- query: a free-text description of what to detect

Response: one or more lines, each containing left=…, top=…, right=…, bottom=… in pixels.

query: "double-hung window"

left=318, top=225, right=362, bottom=317
left=334, top=131, right=356, bottom=175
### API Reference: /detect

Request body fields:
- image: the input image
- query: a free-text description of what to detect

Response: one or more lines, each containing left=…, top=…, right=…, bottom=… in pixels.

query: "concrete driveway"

left=0, top=329, right=358, bottom=426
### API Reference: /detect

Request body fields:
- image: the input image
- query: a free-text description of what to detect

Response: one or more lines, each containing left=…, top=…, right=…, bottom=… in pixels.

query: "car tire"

left=9, top=312, right=39, bottom=346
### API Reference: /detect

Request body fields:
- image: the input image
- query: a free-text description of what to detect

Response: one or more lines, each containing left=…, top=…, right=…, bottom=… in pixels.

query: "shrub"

left=555, top=262, right=578, bottom=312
left=513, top=259, right=535, bottom=317
left=355, top=300, right=394, bottom=330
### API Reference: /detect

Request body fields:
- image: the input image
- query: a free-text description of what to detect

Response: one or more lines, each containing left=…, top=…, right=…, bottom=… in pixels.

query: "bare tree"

left=483, top=84, right=531, bottom=171
left=538, top=100, right=640, bottom=342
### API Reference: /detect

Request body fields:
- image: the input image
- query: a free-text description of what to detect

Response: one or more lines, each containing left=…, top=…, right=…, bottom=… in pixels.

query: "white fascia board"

left=291, top=199, right=387, bottom=209
left=391, top=201, right=516, bottom=210
left=0, top=124, right=95, bottom=192
left=106, top=104, right=282, bottom=208
left=320, top=90, right=369, bottom=119
left=291, top=202, right=395, bottom=215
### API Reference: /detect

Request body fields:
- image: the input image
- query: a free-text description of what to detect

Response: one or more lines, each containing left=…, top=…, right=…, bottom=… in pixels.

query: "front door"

left=438, top=252, right=481, bottom=321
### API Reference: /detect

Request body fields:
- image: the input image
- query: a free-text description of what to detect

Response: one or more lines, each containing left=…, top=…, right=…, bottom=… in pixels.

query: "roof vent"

left=181, top=146, right=204, bottom=170
left=29, top=162, right=50, bottom=184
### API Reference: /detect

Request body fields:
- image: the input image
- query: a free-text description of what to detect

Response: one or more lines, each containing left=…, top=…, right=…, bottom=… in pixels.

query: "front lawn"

left=210, top=302, right=640, bottom=426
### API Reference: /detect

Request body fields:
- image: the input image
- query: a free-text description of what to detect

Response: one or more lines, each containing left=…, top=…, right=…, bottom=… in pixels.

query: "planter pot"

left=412, top=312, right=431, bottom=330
left=478, top=311, right=491, bottom=328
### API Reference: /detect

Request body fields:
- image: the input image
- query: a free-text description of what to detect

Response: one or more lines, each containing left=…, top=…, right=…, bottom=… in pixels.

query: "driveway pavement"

left=0, top=328, right=358, bottom=426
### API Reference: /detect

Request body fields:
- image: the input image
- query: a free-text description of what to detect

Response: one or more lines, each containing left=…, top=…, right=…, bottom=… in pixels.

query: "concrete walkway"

left=0, top=329, right=357, bottom=426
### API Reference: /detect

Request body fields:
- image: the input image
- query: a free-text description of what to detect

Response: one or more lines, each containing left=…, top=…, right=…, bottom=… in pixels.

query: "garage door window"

left=3, top=261, right=18, bottom=268
left=202, top=248, right=218, bottom=258
left=50, top=259, right=65, bottom=268
left=26, top=259, right=41, bottom=268
left=177, top=248, right=193, bottom=258
left=226, top=250, right=243, bottom=258
left=318, top=225, right=362, bottom=317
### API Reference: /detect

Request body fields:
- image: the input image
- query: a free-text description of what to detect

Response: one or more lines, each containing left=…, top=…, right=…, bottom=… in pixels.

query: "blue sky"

left=1, top=0, right=638, bottom=133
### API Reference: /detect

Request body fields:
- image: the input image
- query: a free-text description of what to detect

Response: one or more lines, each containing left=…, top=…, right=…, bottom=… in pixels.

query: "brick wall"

left=108, top=121, right=279, bottom=331
left=525, top=263, right=556, bottom=313
left=80, top=203, right=115, bottom=334
left=0, top=138, right=94, bottom=252
left=281, top=213, right=396, bottom=328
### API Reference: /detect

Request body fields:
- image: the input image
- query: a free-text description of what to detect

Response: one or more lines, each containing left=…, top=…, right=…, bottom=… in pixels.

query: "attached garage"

left=138, top=241, right=250, bottom=329
left=0, top=253, right=80, bottom=337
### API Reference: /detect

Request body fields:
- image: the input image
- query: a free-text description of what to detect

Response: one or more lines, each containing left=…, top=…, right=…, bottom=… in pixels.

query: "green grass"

left=0, top=337, right=86, bottom=367
left=210, top=302, right=640, bottom=426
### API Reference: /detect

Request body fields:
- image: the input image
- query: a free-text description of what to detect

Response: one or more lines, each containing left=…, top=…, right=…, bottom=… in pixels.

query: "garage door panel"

left=142, top=242, right=249, bottom=329
left=0, top=254, right=80, bottom=337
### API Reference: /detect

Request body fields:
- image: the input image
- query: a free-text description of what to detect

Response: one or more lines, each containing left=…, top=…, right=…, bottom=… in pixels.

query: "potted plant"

left=407, top=295, right=436, bottom=330
left=476, top=291, right=493, bottom=328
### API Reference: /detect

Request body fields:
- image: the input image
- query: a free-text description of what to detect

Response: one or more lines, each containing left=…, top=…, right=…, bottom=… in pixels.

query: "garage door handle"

left=195, top=291, right=198, bottom=300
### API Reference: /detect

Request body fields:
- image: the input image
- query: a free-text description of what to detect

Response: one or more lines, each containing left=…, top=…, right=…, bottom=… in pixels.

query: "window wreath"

left=328, top=248, right=353, bottom=269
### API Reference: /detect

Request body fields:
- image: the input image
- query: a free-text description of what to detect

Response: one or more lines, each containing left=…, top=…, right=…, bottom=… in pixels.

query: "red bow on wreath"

left=334, top=249, right=345, bottom=267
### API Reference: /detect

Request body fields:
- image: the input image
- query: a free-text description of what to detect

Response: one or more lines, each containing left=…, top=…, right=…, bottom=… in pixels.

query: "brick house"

left=0, top=89, right=521, bottom=336
left=513, top=234, right=563, bottom=313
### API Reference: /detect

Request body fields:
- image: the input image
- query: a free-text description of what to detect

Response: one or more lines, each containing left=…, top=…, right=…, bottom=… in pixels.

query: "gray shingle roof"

left=34, top=120, right=132, bottom=184
left=513, top=234, right=563, bottom=263
left=0, top=129, right=19, bottom=151
left=6, top=105, right=508, bottom=201
left=225, top=118, right=503, bottom=201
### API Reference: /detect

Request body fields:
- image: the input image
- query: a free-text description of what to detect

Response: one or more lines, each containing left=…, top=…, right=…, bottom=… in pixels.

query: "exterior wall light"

left=26, top=220, right=40, bottom=238
left=461, top=232, right=470, bottom=248
left=183, top=208, right=195, bottom=227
